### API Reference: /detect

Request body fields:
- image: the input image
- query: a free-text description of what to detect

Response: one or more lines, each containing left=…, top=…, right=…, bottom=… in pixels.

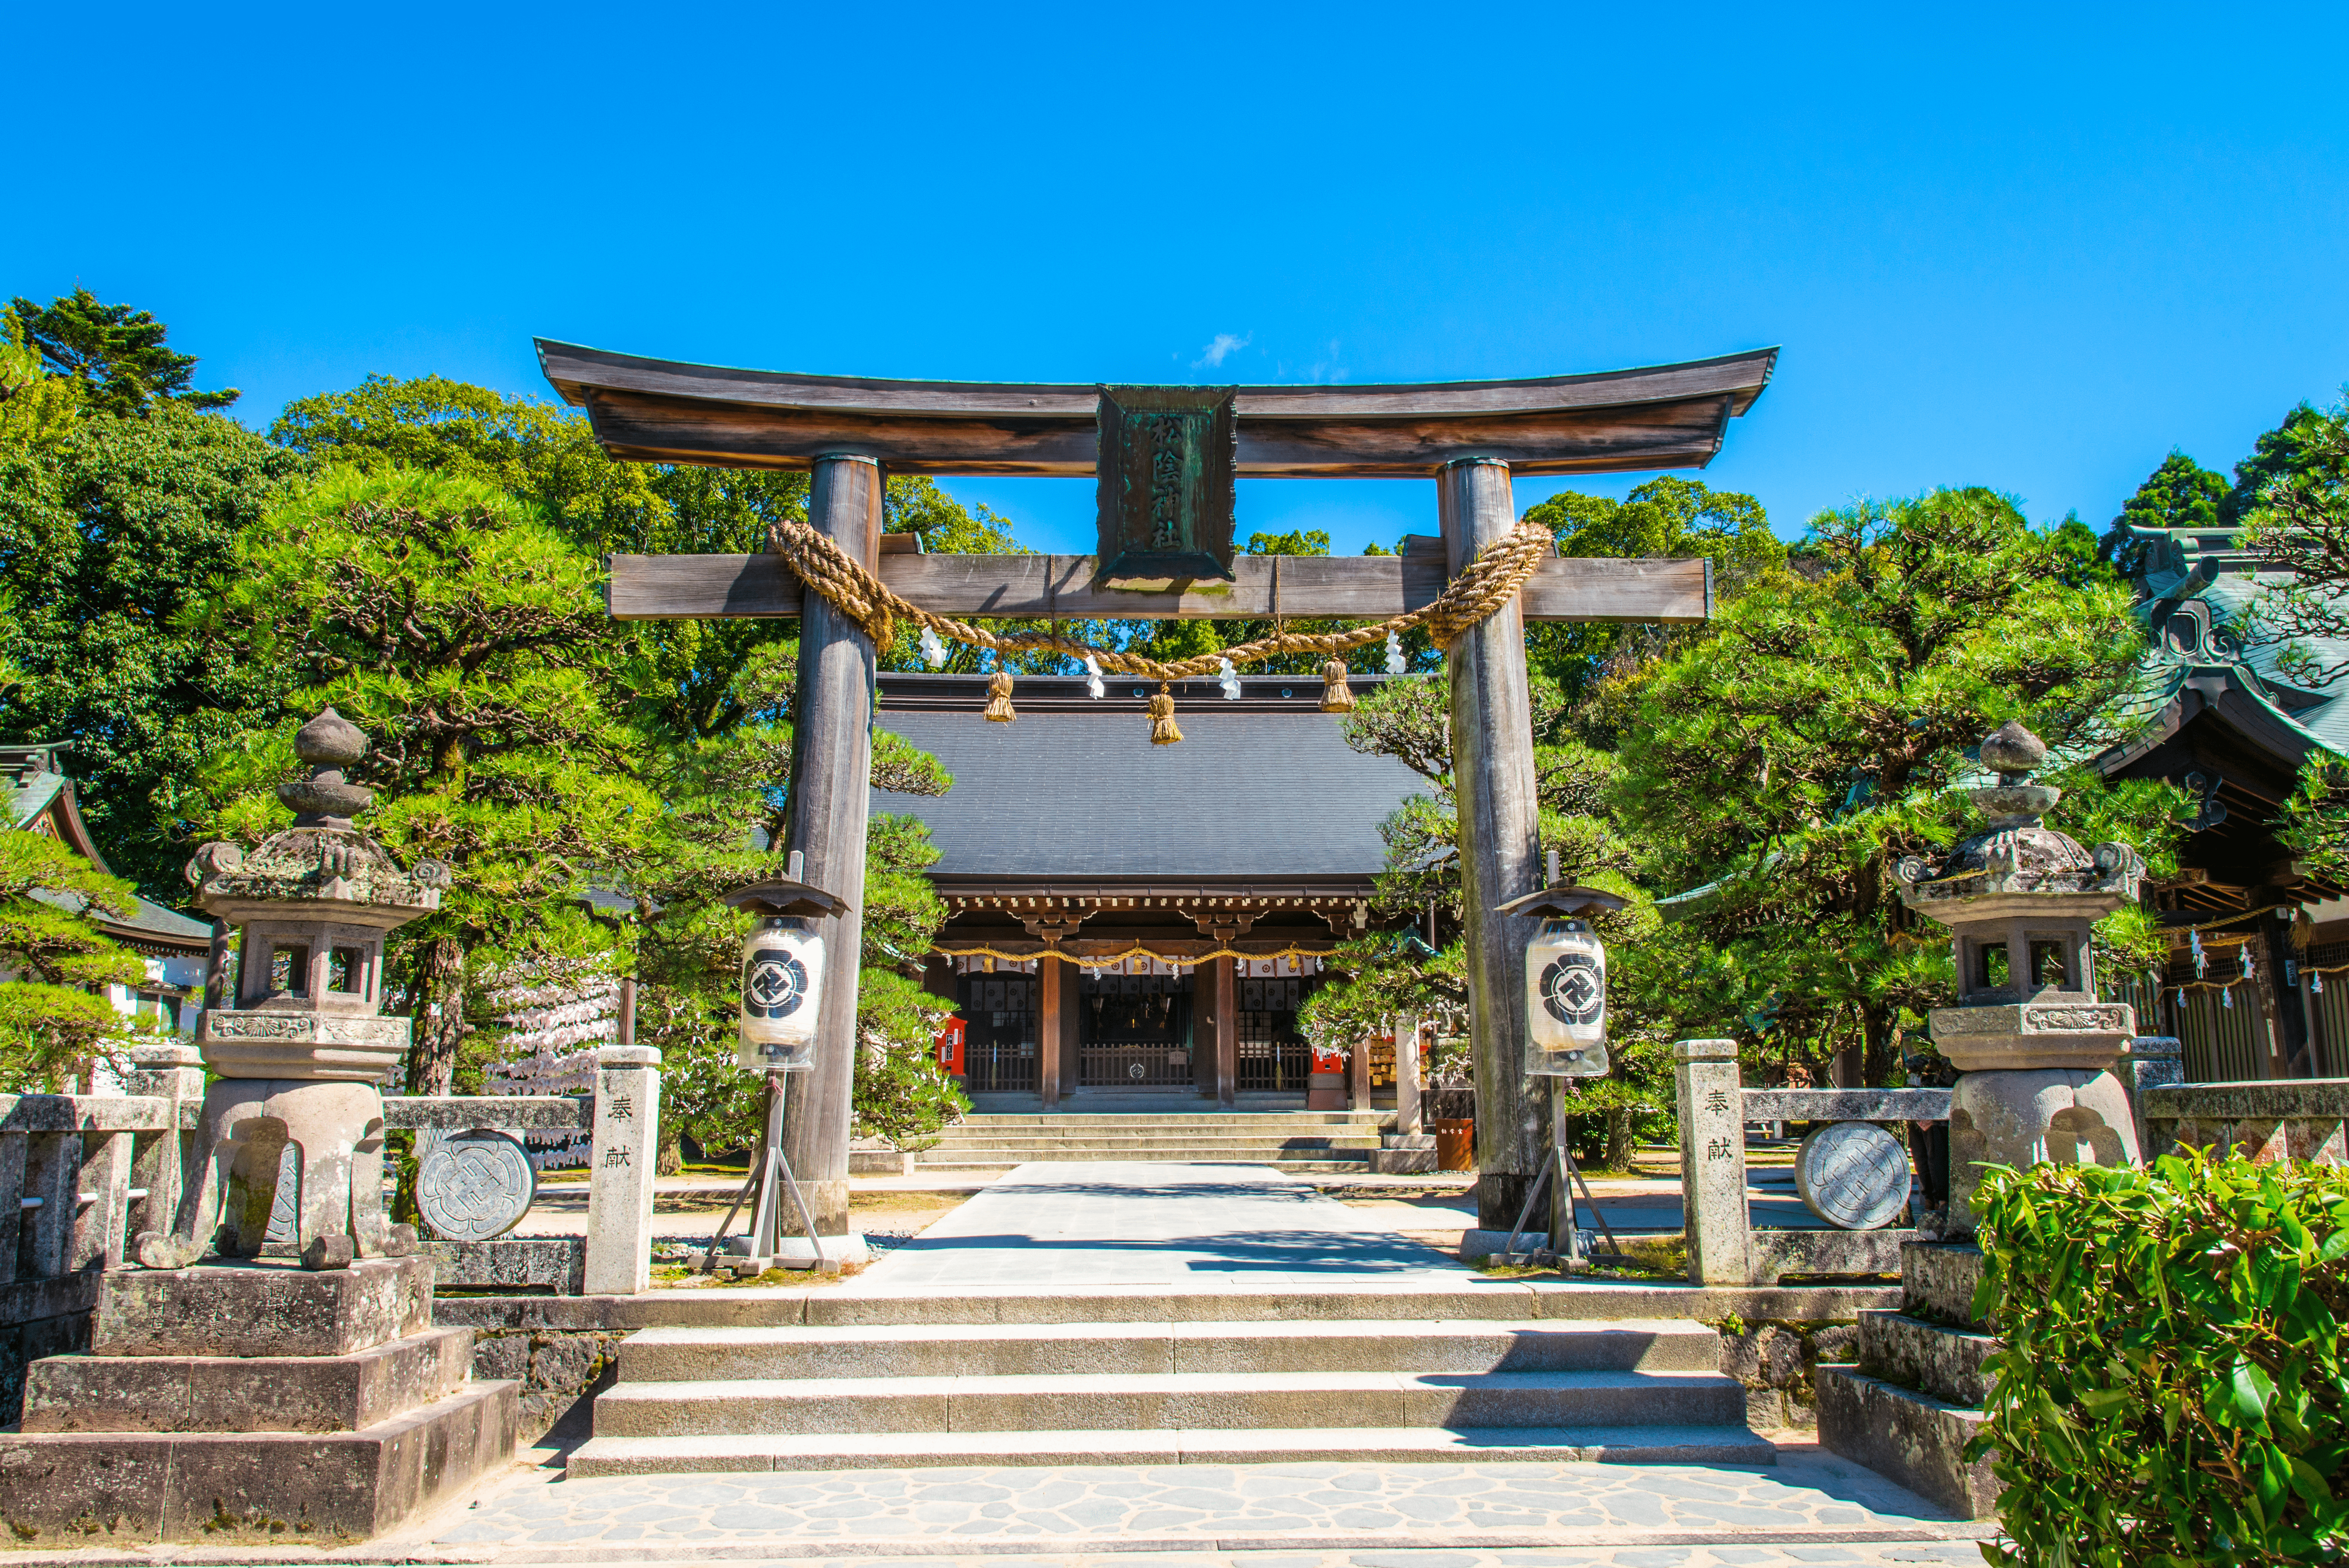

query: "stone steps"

left=589, top=1369, right=1749, bottom=1438
left=1817, top=1240, right=2001, bottom=1520
left=919, top=1159, right=1373, bottom=1174
left=568, top=1298, right=1770, bottom=1477
left=613, top=1319, right=1722, bottom=1379
left=917, top=1112, right=1391, bottom=1170
left=567, top=1423, right=1777, bottom=1475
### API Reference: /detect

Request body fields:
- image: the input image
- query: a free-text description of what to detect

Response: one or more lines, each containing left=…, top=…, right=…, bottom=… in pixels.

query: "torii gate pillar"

left=1440, top=457, right=1547, bottom=1229
left=782, top=454, right=882, bottom=1235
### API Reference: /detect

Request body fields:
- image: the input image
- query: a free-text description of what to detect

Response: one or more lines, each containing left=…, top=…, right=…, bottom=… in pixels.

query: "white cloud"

left=1193, top=333, right=1250, bottom=369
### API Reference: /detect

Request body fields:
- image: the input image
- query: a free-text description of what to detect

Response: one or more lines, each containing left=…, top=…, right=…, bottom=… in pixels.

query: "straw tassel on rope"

left=761, top=516, right=1553, bottom=738
left=983, top=670, right=1017, bottom=723
left=1147, top=684, right=1182, bottom=746
left=1318, top=657, right=1356, bottom=713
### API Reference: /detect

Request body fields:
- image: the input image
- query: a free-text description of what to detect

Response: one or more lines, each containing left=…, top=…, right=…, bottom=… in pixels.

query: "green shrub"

left=1970, top=1154, right=2349, bottom=1566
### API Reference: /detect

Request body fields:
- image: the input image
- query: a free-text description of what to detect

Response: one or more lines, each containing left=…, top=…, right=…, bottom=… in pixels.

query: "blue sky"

left=12, top=2, right=2347, bottom=556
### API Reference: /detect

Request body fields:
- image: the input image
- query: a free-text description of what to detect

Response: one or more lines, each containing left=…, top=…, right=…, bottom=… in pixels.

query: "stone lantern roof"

left=186, top=708, right=450, bottom=930
left=1896, top=719, right=2146, bottom=916
left=1896, top=718, right=2145, bottom=1074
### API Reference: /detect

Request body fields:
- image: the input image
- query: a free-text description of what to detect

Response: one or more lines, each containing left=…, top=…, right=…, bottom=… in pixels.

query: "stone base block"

left=0, top=1377, right=518, bottom=1544
left=1748, top=1227, right=1914, bottom=1284
left=1903, top=1241, right=1988, bottom=1328
left=428, top=1238, right=585, bottom=1295
left=22, top=1326, right=472, bottom=1435
left=1370, top=1147, right=1438, bottom=1174
left=1857, top=1309, right=1999, bottom=1408
left=1815, top=1363, right=2000, bottom=1520
left=93, top=1258, right=433, bottom=1359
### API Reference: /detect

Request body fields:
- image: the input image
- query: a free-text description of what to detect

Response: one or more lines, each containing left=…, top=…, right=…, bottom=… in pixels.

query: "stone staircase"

left=1817, top=1241, right=2002, bottom=1519
left=566, top=1292, right=1772, bottom=1475
left=915, top=1111, right=1391, bottom=1173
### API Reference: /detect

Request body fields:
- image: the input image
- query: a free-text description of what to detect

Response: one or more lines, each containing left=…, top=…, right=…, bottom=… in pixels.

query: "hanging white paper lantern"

left=739, top=918, right=825, bottom=1069
left=1525, top=917, right=1607, bottom=1076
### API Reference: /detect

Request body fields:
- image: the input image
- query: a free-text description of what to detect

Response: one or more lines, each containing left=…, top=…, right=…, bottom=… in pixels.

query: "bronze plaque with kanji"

left=1095, top=385, right=1236, bottom=587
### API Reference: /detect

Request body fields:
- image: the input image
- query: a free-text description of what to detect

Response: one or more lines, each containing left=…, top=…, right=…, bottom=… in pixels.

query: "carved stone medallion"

left=416, top=1128, right=537, bottom=1242
left=1794, top=1120, right=1911, bottom=1231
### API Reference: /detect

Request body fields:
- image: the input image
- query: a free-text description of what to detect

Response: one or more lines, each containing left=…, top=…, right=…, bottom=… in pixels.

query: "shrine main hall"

left=875, top=669, right=1426, bottom=1111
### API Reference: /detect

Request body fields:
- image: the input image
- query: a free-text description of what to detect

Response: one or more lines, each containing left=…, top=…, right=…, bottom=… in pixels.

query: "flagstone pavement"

left=417, top=1450, right=1995, bottom=1564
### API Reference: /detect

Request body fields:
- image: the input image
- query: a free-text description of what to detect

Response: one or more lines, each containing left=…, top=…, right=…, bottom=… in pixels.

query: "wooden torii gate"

left=542, top=339, right=1776, bottom=1232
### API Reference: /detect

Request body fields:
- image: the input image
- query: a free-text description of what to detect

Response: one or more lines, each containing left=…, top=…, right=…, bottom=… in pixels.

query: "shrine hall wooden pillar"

left=781, top=454, right=881, bottom=1235
left=1440, top=456, right=1547, bottom=1230
left=1039, top=959, right=1066, bottom=1108
left=1205, top=959, right=1237, bottom=1108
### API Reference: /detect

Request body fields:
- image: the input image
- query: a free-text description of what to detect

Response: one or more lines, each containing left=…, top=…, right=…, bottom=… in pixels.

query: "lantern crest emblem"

left=744, top=943, right=812, bottom=1019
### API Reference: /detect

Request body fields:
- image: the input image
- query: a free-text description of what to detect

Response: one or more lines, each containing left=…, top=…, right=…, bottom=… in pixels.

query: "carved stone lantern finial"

left=277, top=707, right=374, bottom=826
left=137, top=708, right=447, bottom=1272
left=1894, top=717, right=2147, bottom=1236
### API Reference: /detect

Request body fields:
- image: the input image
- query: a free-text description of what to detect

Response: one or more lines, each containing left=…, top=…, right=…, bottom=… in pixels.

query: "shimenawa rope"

left=766, top=518, right=1553, bottom=740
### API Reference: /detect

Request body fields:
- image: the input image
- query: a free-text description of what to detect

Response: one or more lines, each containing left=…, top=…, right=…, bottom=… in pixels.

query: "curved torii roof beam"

left=536, top=340, right=1778, bottom=479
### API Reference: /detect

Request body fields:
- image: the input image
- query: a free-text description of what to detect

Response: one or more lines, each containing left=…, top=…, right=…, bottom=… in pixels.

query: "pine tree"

left=0, top=833, right=145, bottom=1089
left=195, top=466, right=662, bottom=1093
left=2099, top=450, right=2229, bottom=576
left=1608, top=487, right=2182, bottom=1087
left=7, top=290, right=237, bottom=416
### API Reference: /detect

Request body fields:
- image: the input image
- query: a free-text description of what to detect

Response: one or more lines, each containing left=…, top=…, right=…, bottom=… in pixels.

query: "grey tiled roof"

left=871, top=677, right=1431, bottom=878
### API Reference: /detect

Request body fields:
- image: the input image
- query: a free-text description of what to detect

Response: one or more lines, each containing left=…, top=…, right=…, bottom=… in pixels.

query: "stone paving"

left=431, top=1453, right=1995, bottom=1558
left=842, top=1163, right=1481, bottom=1290
left=445, top=1548, right=1989, bottom=1568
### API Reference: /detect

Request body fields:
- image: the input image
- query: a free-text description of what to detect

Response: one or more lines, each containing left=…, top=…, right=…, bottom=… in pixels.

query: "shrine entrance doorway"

left=1076, top=965, right=1194, bottom=1089
left=958, top=971, right=1039, bottom=1094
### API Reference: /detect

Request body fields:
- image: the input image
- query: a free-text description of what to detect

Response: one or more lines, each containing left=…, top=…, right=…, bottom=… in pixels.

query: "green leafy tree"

left=1522, top=477, right=1784, bottom=713
left=2224, top=400, right=2344, bottom=526
left=0, top=312, right=81, bottom=450
left=1608, top=487, right=2183, bottom=1088
left=0, top=405, right=309, bottom=891
left=271, top=375, right=668, bottom=551
left=2236, top=402, right=2349, bottom=685
left=0, top=833, right=145, bottom=1089
left=2099, top=450, right=2229, bottom=577
left=7, top=290, right=237, bottom=416
left=1318, top=675, right=1673, bottom=1166
left=196, top=466, right=662, bottom=1093
left=259, top=377, right=973, bottom=1148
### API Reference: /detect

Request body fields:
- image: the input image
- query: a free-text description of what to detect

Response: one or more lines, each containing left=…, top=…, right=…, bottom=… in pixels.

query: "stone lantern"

left=1895, top=719, right=2148, bottom=1234
left=135, top=708, right=451, bottom=1270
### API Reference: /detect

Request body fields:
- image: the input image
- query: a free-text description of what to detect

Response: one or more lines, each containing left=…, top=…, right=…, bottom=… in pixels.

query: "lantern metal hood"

left=1496, top=882, right=1628, bottom=1079
left=722, top=870, right=847, bottom=1071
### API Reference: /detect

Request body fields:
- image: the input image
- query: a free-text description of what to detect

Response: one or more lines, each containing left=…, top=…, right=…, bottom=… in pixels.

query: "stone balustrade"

left=2141, top=1077, right=2349, bottom=1166
left=1674, top=1040, right=1947, bottom=1287
left=385, top=1044, right=663, bottom=1296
